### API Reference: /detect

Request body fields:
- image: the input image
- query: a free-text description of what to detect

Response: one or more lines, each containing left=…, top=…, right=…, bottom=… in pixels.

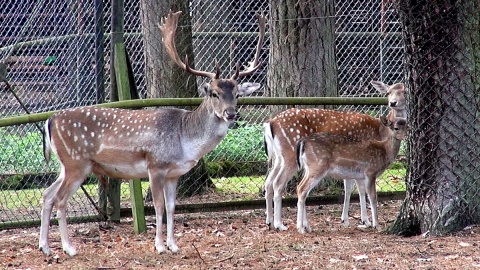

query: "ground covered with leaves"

left=1, top=200, right=480, bottom=269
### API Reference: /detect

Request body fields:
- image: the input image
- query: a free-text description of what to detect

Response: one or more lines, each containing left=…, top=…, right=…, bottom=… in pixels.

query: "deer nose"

left=224, top=108, right=237, bottom=120
left=389, top=100, right=398, bottom=107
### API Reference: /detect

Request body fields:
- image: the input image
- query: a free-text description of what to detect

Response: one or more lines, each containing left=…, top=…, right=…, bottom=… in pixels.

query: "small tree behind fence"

left=0, top=0, right=404, bottom=228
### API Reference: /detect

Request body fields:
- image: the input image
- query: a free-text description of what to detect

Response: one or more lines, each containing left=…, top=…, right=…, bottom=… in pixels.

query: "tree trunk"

left=140, top=0, right=197, bottom=98
left=389, top=0, right=480, bottom=236
left=267, top=0, right=338, bottom=192
left=267, top=0, right=337, bottom=102
left=140, top=0, right=213, bottom=199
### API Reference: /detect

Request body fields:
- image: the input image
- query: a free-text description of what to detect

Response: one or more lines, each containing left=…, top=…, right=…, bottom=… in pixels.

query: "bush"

left=206, top=123, right=267, bottom=162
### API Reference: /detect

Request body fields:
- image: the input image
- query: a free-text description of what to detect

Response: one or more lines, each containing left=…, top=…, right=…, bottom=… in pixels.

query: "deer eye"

left=211, top=92, right=219, bottom=99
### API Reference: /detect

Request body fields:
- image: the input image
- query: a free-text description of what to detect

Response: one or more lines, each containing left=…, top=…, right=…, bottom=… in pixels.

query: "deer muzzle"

left=224, top=108, right=237, bottom=121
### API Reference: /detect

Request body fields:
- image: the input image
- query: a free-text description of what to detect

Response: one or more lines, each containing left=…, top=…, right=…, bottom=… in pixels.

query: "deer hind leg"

left=40, top=164, right=89, bottom=256
left=355, top=179, right=372, bottom=227
left=148, top=168, right=167, bottom=254
left=164, top=177, right=179, bottom=253
left=296, top=170, right=327, bottom=234
left=39, top=167, right=65, bottom=256
left=272, top=156, right=296, bottom=231
left=264, top=154, right=280, bottom=228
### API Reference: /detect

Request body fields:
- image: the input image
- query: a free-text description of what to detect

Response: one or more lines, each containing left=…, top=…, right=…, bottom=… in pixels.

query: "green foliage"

left=206, top=124, right=267, bottom=162
left=0, top=129, right=58, bottom=174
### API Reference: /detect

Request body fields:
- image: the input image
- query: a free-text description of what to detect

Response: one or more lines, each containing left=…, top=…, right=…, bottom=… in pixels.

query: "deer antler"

left=233, top=13, right=267, bottom=79
left=159, top=11, right=218, bottom=79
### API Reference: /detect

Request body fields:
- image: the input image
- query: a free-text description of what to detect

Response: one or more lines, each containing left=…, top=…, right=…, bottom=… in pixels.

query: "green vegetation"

left=212, top=176, right=265, bottom=195
left=206, top=123, right=267, bottom=162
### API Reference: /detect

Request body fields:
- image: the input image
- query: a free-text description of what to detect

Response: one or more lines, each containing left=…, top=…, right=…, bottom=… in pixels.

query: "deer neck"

left=181, top=98, right=230, bottom=156
left=384, top=135, right=402, bottom=163
left=388, top=106, right=407, bottom=120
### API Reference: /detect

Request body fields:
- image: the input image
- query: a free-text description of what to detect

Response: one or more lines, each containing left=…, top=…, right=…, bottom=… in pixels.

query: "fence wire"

left=0, top=0, right=404, bottom=227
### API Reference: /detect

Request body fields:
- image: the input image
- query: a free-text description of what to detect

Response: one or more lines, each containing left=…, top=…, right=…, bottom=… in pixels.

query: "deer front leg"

left=365, top=175, right=379, bottom=228
left=149, top=169, right=167, bottom=253
left=355, top=179, right=371, bottom=227
left=164, top=177, right=179, bottom=253
left=341, top=179, right=355, bottom=227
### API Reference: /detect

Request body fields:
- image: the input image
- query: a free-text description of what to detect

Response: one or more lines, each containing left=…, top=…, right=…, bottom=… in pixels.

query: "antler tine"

left=158, top=11, right=216, bottom=79
left=235, top=12, right=267, bottom=79
left=214, top=60, right=221, bottom=79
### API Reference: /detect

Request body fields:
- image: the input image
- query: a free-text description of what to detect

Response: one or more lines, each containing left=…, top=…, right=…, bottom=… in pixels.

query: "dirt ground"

left=1, top=200, right=480, bottom=270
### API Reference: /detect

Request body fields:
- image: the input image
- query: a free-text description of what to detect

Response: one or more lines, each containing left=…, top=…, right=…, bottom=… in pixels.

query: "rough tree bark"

left=140, top=0, right=213, bottom=198
left=267, top=0, right=338, bottom=192
left=140, top=0, right=197, bottom=98
left=389, top=0, right=480, bottom=236
left=267, top=0, right=337, bottom=101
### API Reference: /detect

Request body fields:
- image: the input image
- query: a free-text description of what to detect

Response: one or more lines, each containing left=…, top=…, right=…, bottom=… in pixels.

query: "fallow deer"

left=39, top=11, right=266, bottom=256
left=263, top=81, right=406, bottom=230
left=295, top=117, right=408, bottom=233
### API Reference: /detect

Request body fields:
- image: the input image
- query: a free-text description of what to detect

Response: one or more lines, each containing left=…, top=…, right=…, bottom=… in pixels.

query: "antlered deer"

left=295, top=117, right=408, bottom=233
left=263, top=81, right=406, bottom=230
left=39, top=11, right=266, bottom=256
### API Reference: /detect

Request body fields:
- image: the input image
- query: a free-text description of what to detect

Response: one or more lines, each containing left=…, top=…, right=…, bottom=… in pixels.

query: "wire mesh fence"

left=0, top=0, right=404, bottom=227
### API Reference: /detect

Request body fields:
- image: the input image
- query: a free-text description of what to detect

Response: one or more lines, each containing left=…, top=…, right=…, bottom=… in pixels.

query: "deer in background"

left=39, top=11, right=265, bottom=256
left=295, top=117, right=408, bottom=233
left=263, top=81, right=406, bottom=230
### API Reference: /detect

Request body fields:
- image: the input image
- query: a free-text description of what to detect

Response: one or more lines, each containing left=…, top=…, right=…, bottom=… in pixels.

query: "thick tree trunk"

left=267, top=0, right=337, bottom=101
left=140, top=0, right=197, bottom=98
left=389, top=0, right=480, bottom=236
left=267, top=0, right=338, bottom=192
left=140, top=0, right=213, bottom=199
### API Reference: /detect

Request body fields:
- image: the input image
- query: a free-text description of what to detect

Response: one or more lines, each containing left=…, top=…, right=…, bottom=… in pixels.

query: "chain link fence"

left=0, top=0, right=404, bottom=227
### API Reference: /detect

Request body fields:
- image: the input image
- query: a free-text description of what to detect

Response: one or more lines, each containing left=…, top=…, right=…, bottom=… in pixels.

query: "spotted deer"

left=295, top=117, right=407, bottom=233
left=263, top=81, right=406, bottom=230
left=38, top=11, right=265, bottom=256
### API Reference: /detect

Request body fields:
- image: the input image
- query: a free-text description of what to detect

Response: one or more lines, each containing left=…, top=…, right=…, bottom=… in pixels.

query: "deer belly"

left=327, top=166, right=365, bottom=180
left=92, top=160, right=148, bottom=179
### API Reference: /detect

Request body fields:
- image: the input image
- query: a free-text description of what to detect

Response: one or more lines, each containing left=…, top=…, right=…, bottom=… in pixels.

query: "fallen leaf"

left=353, top=254, right=368, bottom=261
left=445, top=254, right=459, bottom=260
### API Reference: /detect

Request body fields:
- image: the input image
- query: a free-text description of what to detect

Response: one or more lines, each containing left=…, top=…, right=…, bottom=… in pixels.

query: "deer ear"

left=237, top=82, right=261, bottom=97
left=370, top=81, right=389, bottom=94
left=379, top=116, right=390, bottom=126
left=198, top=83, right=211, bottom=97
left=391, top=83, right=406, bottom=93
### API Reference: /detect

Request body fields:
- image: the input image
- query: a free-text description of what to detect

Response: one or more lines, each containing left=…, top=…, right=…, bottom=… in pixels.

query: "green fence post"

left=109, top=0, right=145, bottom=234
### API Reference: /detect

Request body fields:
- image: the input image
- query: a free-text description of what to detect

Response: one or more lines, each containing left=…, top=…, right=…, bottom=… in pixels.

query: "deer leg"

left=264, top=155, right=280, bottom=228
left=341, top=179, right=355, bottom=227
left=56, top=168, right=88, bottom=256
left=355, top=179, right=371, bottom=227
left=365, top=175, right=378, bottom=228
left=272, top=159, right=296, bottom=231
left=149, top=169, right=167, bottom=253
left=39, top=169, right=64, bottom=256
left=296, top=172, right=325, bottom=234
left=164, top=177, right=179, bottom=253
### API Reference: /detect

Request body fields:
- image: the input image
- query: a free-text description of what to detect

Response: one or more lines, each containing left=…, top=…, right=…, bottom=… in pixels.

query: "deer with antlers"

left=263, top=81, right=406, bottom=230
left=38, top=11, right=266, bottom=256
left=295, top=117, right=408, bottom=233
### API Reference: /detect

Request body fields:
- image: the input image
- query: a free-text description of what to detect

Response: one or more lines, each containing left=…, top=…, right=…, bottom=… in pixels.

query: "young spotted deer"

left=263, top=81, right=406, bottom=230
left=39, top=11, right=265, bottom=256
left=295, top=117, right=407, bottom=233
